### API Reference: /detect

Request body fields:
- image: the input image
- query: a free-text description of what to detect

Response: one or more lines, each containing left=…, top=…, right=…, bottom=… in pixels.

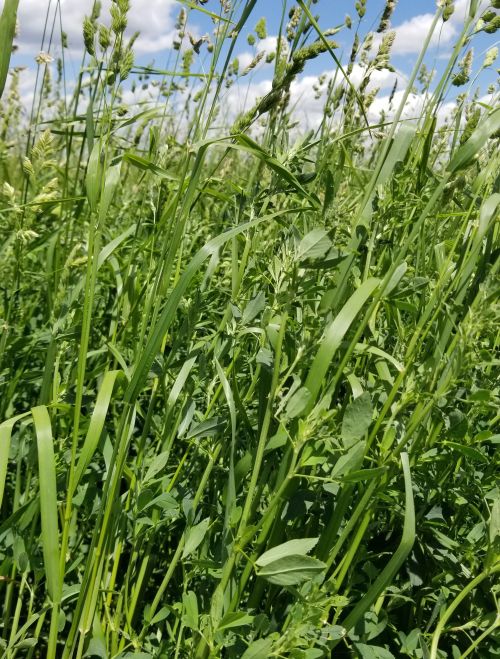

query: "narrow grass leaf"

left=0, top=0, right=19, bottom=99
left=338, top=452, right=415, bottom=636
left=32, top=405, right=61, bottom=603
left=73, top=370, right=123, bottom=489
left=86, top=142, right=104, bottom=212
left=287, top=278, right=380, bottom=417
left=448, top=107, right=500, bottom=172
left=215, top=356, right=237, bottom=545
left=99, top=161, right=122, bottom=221
left=123, top=152, right=180, bottom=181
left=378, top=126, right=416, bottom=186
left=0, top=412, right=30, bottom=509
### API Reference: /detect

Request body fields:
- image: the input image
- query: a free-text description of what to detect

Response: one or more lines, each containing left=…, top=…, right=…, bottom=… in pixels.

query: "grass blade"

left=32, top=406, right=61, bottom=604
left=0, top=0, right=19, bottom=100
left=336, top=451, right=415, bottom=637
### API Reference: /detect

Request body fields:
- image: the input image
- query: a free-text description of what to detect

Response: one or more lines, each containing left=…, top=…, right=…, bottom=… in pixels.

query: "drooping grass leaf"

left=32, top=406, right=61, bottom=603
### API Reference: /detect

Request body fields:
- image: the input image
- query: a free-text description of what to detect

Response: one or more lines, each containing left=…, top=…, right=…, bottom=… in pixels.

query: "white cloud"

left=222, top=78, right=272, bottom=115
left=13, top=0, right=178, bottom=57
left=387, top=0, right=487, bottom=56
left=390, top=12, right=457, bottom=55
left=219, top=70, right=459, bottom=132
left=237, top=52, right=255, bottom=71
left=16, top=67, right=38, bottom=112
left=212, top=59, right=404, bottom=131
left=345, top=63, right=403, bottom=90
left=236, top=35, right=278, bottom=73
left=257, top=36, right=279, bottom=53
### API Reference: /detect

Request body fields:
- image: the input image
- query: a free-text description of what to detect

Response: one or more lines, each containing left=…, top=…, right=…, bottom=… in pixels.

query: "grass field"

left=0, top=0, right=499, bottom=657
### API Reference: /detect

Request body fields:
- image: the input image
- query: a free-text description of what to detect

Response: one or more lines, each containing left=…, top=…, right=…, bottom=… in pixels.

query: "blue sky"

left=5, top=0, right=499, bottom=126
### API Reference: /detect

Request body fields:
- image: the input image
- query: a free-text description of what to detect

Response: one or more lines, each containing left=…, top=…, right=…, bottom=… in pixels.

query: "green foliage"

left=0, top=0, right=19, bottom=100
left=0, top=1, right=499, bottom=658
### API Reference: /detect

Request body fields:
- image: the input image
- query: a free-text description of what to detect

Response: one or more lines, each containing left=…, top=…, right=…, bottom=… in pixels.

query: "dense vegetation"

left=0, top=0, right=499, bottom=657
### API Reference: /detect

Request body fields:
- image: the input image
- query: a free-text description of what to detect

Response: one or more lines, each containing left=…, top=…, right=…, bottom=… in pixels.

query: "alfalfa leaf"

left=341, top=392, right=373, bottom=448
left=296, top=228, right=332, bottom=261
left=256, top=537, right=319, bottom=567
left=182, top=518, right=210, bottom=558
left=256, top=554, right=326, bottom=585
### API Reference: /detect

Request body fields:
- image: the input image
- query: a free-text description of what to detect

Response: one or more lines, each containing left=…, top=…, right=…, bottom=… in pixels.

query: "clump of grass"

left=0, top=1, right=499, bottom=658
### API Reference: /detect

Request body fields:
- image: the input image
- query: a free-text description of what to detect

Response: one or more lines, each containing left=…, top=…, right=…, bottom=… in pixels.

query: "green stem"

left=430, top=563, right=500, bottom=659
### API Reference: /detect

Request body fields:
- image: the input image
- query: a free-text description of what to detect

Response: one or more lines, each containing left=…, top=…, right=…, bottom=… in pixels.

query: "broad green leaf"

left=299, top=650, right=323, bottom=659
left=256, top=554, right=326, bottom=585
left=354, top=643, right=395, bottom=659
left=296, top=228, right=332, bottom=261
left=216, top=611, right=254, bottom=632
left=256, top=537, right=319, bottom=567
left=341, top=392, right=373, bottom=449
left=182, top=518, right=210, bottom=558
left=332, top=442, right=366, bottom=478
left=489, top=497, right=500, bottom=546
left=143, top=451, right=170, bottom=483
left=241, top=638, right=275, bottom=659
left=182, top=591, right=198, bottom=631
left=285, top=386, right=312, bottom=419
left=150, top=607, right=170, bottom=625
left=265, top=424, right=288, bottom=453
left=382, top=262, right=407, bottom=298
left=447, top=409, right=468, bottom=440
left=186, top=417, right=223, bottom=439
left=141, top=492, right=178, bottom=512
left=242, top=291, right=266, bottom=325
